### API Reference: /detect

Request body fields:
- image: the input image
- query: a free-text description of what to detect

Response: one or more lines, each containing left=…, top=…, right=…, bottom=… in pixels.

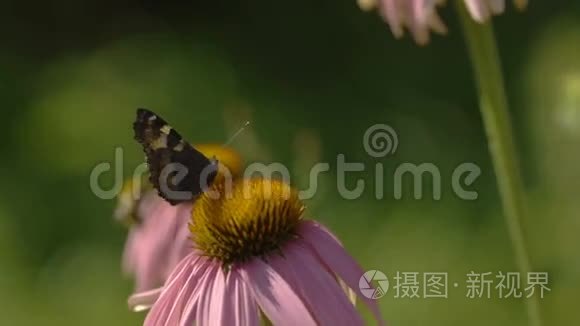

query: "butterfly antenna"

left=223, top=120, right=251, bottom=147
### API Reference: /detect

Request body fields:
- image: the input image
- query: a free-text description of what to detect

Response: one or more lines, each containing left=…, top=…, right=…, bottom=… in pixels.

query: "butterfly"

left=133, top=108, right=218, bottom=205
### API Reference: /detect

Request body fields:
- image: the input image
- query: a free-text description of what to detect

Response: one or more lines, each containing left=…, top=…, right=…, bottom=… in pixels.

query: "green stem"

left=456, top=2, right=541, bottom=326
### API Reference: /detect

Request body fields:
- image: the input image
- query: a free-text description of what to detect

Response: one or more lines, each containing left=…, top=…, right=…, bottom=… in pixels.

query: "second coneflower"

left=116, top=144, right=243, bottom=293
left=129, top=178, right=384, bottom=325
left=358, top=0, right=528, bottom=44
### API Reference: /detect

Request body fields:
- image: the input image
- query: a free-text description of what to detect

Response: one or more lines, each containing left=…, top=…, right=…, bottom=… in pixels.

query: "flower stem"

left=456, top=2, right=542, bottom=326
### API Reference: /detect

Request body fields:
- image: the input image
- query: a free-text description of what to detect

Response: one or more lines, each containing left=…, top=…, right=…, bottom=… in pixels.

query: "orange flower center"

left=190, top=178, right=304, bottom=267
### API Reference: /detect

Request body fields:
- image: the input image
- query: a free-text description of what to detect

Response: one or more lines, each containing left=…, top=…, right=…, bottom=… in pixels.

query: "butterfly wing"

left=133, top=108, right=218, bottom=205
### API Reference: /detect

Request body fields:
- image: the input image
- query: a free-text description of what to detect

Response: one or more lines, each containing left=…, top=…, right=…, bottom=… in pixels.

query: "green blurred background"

left=1, top=1, right=579, bottom=325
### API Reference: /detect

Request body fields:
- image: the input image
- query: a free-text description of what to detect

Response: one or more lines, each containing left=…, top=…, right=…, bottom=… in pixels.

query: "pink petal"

left=240, top=258, right=317, bottom=326
left=195, top=264, right=220, bottom=326
left=204, top=266, right=227, bottom=326
left=144, top=257, right=193, bottom=326
left=379, top=0, right=404, bottom=38
left=299, top=221, right=384, bottom=325
left=164, top=255, right=206, bottom=326
left=179, top=260, right=218, bottom=326
left=180, top=267, right=260, bottom=326
left=422, top=0, right=447, bottom=35
left=122, top=228, right=140, bottom=275
left=398, top=0, right=428, bottom=45
left=223, top=271, right=260, bottom=326
left=123, top=192, right=192, bottom=292
left=464, top=0, right=490, bottom=22
left=412, top=0, right=426, bottom=23
left=143, top=253, right=204, bottom=326
left=164, top=203, right=194, bottom=274
left=427, top=9, right=448, bottom=35
left=270, top=242, right=365, bottom=325
left=128, top=288, right=163, bottom=312
left=136, top=190, right=162, bottom=217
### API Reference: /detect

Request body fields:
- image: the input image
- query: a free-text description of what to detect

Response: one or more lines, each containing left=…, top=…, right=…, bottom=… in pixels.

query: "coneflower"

left=129, top=178, right=383, bottom=325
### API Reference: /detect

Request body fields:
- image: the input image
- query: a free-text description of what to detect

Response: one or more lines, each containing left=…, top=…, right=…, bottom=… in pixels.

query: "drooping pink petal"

left=376, top=0, right=447, bottom=45
left=202, top=269, right=260, bottom=326
left=464, top=0, right=490, bottom=22
left=201, top=265, right=226, bottom=326
left=420, top=0, right=447, bottom=35
left=122, top=192, right=171, bottom=288
left=164, top=203, right=194, bottom=275
left=128, top=288, right=163, bottom=312
left=122, top=228, right=140, bottom=278
left=299, top=220, right=384, bottom=325
left=292, top=223, right=358, bottom=305
left=240, top=258, right=317, bottom=326
left=194, top=263, right=220, bottom=326
left=426, top=6, right=447, bottom=35
left=122, top=191, right=193, bottom=292
left=143, top=256, right=193, bottom=326
left=168, top=209, right=195, bottom=270
left=270, top=242, right=365, bottom=325
left=188, top=267, right=259, bottom=326
left=203, top=269, right=229, bottom=325
left=179, top=260, right=219, bottom=326
left=163, top=255, right=207, bottom=326
left=221, top=270, right=260, bottom=326
left=379, top=0, right=403, bottom=38
left=365, top=0, right=521, bottom=44
left=404, top=0, right=430, bottom=44
left=142, top=253, right=205, bottom=326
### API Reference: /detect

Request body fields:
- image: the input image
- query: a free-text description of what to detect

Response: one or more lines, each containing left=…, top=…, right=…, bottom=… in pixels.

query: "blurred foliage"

left=1, top=1, right=579, bottom=325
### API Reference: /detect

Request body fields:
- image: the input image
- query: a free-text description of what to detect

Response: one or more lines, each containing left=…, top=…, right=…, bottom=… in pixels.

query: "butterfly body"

left=133, top=108, right=218, bottom=205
